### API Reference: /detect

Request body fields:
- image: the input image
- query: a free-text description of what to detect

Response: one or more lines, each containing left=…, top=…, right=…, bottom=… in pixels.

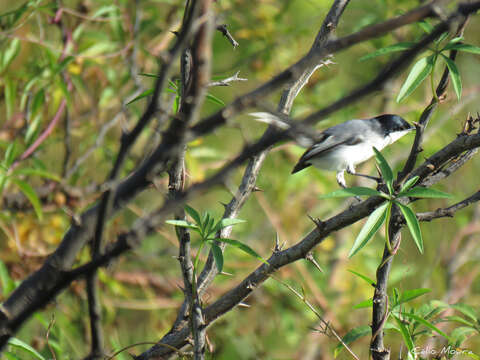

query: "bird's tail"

left=249, top=112, right=315, bottom=148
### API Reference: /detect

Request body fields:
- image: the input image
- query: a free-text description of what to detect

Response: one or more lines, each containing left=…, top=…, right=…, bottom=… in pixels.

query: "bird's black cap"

left=374, top=114, right=414, bottom=135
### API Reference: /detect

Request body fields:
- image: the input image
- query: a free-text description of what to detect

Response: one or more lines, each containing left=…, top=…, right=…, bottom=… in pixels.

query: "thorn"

left=252, top=186, right=263, bottom=192
left=220, top=271, right=233, bottom=276
left=238, top=302, right=251, bottom=308
left=307, top=214, right=324, bottom=230
left=305, top=252, right=323, bottom=273
left=219, top=201, right=229, bottom=209
left=273, top=233, right=285, bottom=252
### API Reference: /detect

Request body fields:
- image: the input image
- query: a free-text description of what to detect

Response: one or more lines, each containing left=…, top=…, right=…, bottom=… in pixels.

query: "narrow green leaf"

left=165, top=220, right=199, bottom=231
left=319, top=186, right=383, bottom=199
left=333, top=325, right=370, bottom=358
left=440, top=53, right=462, bottom=100
left=8, top=338, right=46, bottom=360
left=347, top=269, right=376, bottom=286
left=396, top=55, right=434, bottom=103
left=1, top=38, right=21, bottom=71
left=447, top=36, right=464, bottom=45
left=11, top=179, right=43, bottom=221
left=417, top=20, right=433, bottom=33
left=401, top=312, right=452, bottom=341
left=396, top=202, right=423, bottom=254
left=359, top=42, right=415, bottom=61
left=443, top=43, right=480, bottom=54
left=399, top=186, right=452, bottom=199
left=91, top=5, right=119, bottom=18
left=435, top=31, right=449, bottom=44
left=353, top=299, right=373, bottom=309
left=214, top=238, right=266, bottom=263
left=206, top=93, right=225, bottom=106
left=373, top=148, right=393, bottom=194
left=399, top=176, right=419, bottom=193
left=184, top=205, right=202, bottom=226
left=444, top=315, right=474, bottom=327
left=451, top=303, right=478, bottom=322
left=126, top=88, right=154, bottom=105
left=13, top=168, right=61, bottom=182
left=205, top=214, right=215, bottom=237
left=393, top=314, right=415, bottom=351
left=210, top=243, right=224, bottom=273
left=0, top=259, right=15, bottom=296
left=214, top=218, right=246, bottom=232
left=397, top=288, right=431, bottom=305
left=451, top=326, right=477, bottom=342
left=348, top=202, right=388, bottom=258
left=4, top=141, right=17, bottom=167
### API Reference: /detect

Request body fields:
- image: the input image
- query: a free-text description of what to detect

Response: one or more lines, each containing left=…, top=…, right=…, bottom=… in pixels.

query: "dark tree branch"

left=2, top=2, right=480, bottom=355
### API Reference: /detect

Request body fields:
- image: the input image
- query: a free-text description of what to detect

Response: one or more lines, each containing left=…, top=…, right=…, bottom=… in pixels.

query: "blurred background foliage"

left=0, top=0, right=479, bottom=359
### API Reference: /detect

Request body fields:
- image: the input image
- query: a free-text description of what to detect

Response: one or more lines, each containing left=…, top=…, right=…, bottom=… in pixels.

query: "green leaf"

left=165, top=220, right=199, bottom=231
left=393, top=314, right=415, bottom=352
left=319, top=186, right=383, bottom=199
left=359, top=42, right=415, bottom=61
left=1, top=38, right=21, bottom=72
left=401, top=312, right=452, bottom=341
left=214, top=218, right=246, bottom=232
left=11, top=179, right=43, bottom=221
left=4, top=141, right=17, bottom=167
left=417, top=20, right=433, bottom=33
left=396, top=202, right=423, bottom=254
left=8, top=338, right=46, bottom=360
left=214, top=238, right=266, bottom=263
left=348, top=201, right=388, bottom=258
left=397, top=288, right=431, bottom=305
left=333, top=325, right=370, bottom=358
left=451, top=303, right=478, bottom=322
left=348, top=269, right=376, bottom=286
left=81, top=42, right=118, bottom=57
left=126, top=88, right=154, bottom=105
left=184, top=205, right=202, bottom=226
left=206, top=93, right=225, bottom=106
left=399, top=176, right=419, bottom=193
left=443, top=43, right=480, bottom=54
left=91, top=5, right=119, bottom=18
left=210, top=242, right=224, bottom=273
left=435, top=31, right=449, bottom=44
left=444, top=315, right=474, bottom=327
left=451, top=326, right=477, bottom=343
left=373, top=148, right=393, bottom=193
left=447, top=36, right=464, bottom=45
left=440, top=53, right=462, bottom=100
left=396, top=55, right=434, bottom=103
left=0, top=259, right=15, bottom=296
left=399, top=186, right=452, bottom=199
left=353, top=299, right=373, bottom=309
left=13, top=168, right=61, bottom=182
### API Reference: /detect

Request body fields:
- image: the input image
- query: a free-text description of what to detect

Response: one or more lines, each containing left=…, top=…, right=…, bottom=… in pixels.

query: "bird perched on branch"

left=251, top=113, right=414, bottom=188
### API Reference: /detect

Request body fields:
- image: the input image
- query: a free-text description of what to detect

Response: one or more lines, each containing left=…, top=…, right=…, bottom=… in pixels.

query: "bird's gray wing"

left=291, top=133, right=363, bottom=174
left=300, top=133, right=363, bottom=162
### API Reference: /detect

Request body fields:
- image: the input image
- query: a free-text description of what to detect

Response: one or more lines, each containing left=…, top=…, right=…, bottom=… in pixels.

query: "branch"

left=216, top=24, right=238, bottom=48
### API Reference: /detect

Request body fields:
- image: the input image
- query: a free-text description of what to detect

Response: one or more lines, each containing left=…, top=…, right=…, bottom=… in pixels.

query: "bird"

left=250, top=113, right=414, bottom=188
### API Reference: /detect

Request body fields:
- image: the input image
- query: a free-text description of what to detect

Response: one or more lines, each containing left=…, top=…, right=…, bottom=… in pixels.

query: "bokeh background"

left=1, top=0, right=480, bottom=358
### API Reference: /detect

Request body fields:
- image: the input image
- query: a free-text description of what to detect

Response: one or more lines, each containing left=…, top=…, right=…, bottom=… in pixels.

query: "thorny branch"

left=1, top=1, right=480, bottom=358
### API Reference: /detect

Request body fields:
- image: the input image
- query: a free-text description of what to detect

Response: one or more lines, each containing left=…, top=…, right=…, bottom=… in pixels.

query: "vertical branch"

left=370, top=207, right=402, bottom=360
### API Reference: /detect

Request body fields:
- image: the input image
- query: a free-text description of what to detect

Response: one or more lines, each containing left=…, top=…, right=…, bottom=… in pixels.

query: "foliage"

left=321, top=148, right=451, bottom=257
left=0, top=0, right=479, bottom=359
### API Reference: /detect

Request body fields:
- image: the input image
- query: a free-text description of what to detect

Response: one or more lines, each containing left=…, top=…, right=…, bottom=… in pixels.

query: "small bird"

left=291, top=114, right=414, bottom=187
left=250, top=113, right=414, bottom=188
